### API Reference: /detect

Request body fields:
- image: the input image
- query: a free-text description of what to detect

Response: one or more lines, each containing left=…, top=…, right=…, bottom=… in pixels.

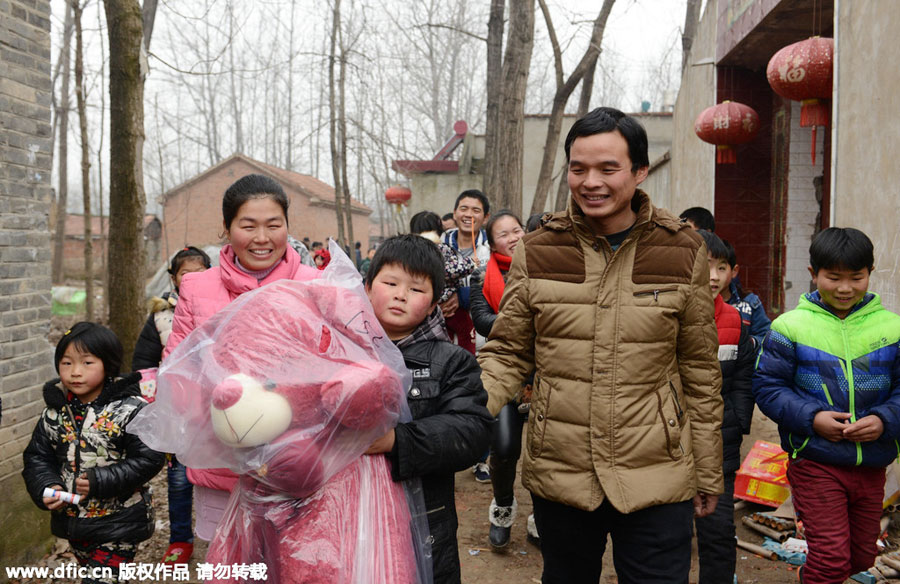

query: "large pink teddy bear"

left=144, top=278, right=425, bottom=583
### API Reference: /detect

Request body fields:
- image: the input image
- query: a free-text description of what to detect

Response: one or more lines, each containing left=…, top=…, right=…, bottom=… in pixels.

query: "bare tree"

left=553, top=51, right=601, bottom=212
left=328, top=0, right=348, bottom=248
left=482, top=0, right=504, bottom=205
left=104, top=0, right=148, bottom=369
left=492, top=0, right=535, bottom=217
left=97, top=3, right=108, bottom=309
left=530, top=0, right=615, bottom=216
left=73, top=0, right=94, bottom=319
left=52, top=2, right=74, bottom=285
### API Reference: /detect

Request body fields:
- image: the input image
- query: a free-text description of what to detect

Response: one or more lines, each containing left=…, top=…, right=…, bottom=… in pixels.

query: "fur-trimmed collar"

left=43, top=372, right=142, bottom=410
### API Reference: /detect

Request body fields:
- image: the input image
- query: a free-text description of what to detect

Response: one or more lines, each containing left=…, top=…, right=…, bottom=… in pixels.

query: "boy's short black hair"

left=698, top=229, right=728, bottom=261
left=441, top=212, right=455, bottom=222
left=722, top=239, right=738, bottom=268
left=809, top=227, right=875, bottom=273
left=365, top=234, right=445, bottom=302
left=55, top=322, right=123, bottom=378
left=409, top=210, right=443, bottom=235
left=526, top=213, right=545, bottom=233
left=679, top=207, right=716, bottom=232
left=454, top=189, right=491, bottom=215
left=169, top=246, right=212, bottom=275
left=564, top=107, right=649, bottom=171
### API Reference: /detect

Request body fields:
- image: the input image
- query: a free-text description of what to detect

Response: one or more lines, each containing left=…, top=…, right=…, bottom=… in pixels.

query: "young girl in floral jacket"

left=23, top=322, right=164, bottom=584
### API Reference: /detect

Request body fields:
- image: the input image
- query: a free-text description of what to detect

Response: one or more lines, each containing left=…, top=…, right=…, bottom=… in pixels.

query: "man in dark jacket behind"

left=364, top=234, right=493, bottom=584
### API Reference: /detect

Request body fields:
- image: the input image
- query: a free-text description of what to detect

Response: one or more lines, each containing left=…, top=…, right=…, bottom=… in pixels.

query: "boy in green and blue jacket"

left=753, top=227, right=900, bottom=584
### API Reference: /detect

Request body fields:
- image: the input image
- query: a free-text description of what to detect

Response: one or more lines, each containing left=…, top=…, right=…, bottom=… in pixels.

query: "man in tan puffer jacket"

left=478, top=107, right=723, bottom=584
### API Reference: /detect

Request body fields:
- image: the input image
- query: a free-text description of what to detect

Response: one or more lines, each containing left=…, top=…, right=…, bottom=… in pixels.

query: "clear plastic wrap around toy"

left=131, top=244, right=432, bottom=584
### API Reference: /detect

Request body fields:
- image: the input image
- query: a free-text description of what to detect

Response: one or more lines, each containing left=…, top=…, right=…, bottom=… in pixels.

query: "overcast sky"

left=51, top=0, right=694, bottom=213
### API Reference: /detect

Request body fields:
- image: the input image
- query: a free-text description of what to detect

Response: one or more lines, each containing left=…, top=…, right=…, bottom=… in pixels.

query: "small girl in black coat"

left=23, top=323, right=164, bottom=584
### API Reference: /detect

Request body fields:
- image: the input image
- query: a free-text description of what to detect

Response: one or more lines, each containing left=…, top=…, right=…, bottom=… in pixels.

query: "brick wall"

left=0, top=0, right=56, bottom=565
left=783, top=100, right=826, bottom=312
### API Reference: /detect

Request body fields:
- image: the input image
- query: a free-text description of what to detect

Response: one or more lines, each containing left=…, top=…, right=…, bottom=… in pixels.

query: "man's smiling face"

left=453, top=196, right=487, bottom=236
left=567, top=130, right=648, bottom=235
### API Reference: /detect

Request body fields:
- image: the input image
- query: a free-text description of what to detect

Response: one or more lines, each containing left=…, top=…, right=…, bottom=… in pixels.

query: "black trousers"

left=531, top=494, right=693, bottom=584
left=489, top=401, right=526, bottom=506
left=695, top=468, right=737, bottom=584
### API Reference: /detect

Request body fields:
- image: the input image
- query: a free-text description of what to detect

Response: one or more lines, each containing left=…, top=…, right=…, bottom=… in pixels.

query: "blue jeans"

left=168, top=456, right=194, bottom=543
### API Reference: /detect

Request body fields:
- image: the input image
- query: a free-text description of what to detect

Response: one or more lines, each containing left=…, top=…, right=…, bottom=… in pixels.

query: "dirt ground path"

left=11, top=408, right=864, bottom=583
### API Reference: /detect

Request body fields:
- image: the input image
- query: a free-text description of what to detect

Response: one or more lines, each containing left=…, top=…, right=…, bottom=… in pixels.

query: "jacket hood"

left=542, top=190, right=687, bottom=238
left=799, top=290, right=879, bottom=320
left=43, top=371, right=142, bottom=410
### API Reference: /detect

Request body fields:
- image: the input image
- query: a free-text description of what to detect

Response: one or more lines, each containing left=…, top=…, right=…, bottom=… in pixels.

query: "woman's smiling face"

left=225, top=197, right=288, bottom=271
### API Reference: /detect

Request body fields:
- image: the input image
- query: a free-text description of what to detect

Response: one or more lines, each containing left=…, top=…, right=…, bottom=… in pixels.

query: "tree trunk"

left=339, top=45, right=354, bottom=252
left=104, top=0, right=147, bottom=370
left=285, top=0, right=296, bottom=169
left=531, top=0, right=615, bottom=216
left=73, top=0, right=94, bottom=319
left=96, top=4, right=108, bottom=316
left=328, top=0, right=347, bottom=247
left=482, top=0, right=504, bottom=202
left=52, top=2, right=74, bottom=285
left=494, top=0, right=535, bottom=218
left=554, top=53, right=599, bottom=212
left=682, top=0, right=702, bottom=74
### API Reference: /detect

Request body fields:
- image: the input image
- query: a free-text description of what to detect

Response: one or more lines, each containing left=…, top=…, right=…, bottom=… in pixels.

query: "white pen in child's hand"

left=43, top=487, right=81, bottom=505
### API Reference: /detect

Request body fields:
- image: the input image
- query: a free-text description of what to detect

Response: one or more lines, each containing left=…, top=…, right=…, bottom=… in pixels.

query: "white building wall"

left=832, top=1, right=900, bottom=313
left=783, top=100, right=825, bottom=311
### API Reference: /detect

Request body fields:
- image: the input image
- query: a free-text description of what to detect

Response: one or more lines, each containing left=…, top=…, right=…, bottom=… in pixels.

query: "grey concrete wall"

left=643, top=157, right=672, bottom=212
left=783, top=100, right=825, bottom=312
left=669, top=0, right=717, bottom=215
left=832, top=1, right=900, bottom=312
left=0, top=0, right=56, bottom=566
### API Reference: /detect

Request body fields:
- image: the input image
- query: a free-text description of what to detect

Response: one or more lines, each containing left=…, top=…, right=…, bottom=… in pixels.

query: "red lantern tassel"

left=716, top=144, right=736, bottom=164
left=810, top=126, right=817, bottom=165
left=800, top=99, right=829, bottom=127
left=801, top=99, right=828, bottom=165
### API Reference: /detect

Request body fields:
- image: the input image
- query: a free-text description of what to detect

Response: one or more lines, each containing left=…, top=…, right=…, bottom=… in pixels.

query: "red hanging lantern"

left=384, top=185, right=411, bottom=205
left=767, top=36, right=834, bottom=164
left=694, top=101, right=760, bottom=164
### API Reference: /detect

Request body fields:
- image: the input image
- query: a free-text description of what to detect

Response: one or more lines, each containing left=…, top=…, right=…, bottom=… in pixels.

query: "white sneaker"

left=473, top=462, right=491, bottom=483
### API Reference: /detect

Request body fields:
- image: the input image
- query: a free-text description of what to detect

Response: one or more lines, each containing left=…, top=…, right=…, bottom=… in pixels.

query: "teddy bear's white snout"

left=210, top=374, right=292, bottom=447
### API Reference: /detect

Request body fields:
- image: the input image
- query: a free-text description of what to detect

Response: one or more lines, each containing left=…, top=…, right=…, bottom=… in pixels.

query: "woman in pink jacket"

left=163, top=173, right=319, bottom=540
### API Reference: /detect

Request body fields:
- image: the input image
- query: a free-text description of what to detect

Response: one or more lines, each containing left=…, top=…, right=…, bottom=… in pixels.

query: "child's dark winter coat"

left=22, top=373, right=165, bottom=543
left=387, top=309, right=493, bottom=584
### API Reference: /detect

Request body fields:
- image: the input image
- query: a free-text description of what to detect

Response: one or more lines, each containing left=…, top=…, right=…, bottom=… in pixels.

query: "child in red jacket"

left=696, top=230, right=756, bottom=584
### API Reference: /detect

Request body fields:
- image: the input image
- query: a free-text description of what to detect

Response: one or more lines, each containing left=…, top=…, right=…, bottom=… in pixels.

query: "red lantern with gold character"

left=384, top=185, right=411, bottom=205
left=694, top=101, right=760, bottom=164
left=767, top=36, right=833, bottom=163
left=384, top=186, right=411, bottom=235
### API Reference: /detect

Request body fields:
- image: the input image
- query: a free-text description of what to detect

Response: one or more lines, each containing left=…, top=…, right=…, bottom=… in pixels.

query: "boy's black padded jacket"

left=388, top=312, right=493, bottom=584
